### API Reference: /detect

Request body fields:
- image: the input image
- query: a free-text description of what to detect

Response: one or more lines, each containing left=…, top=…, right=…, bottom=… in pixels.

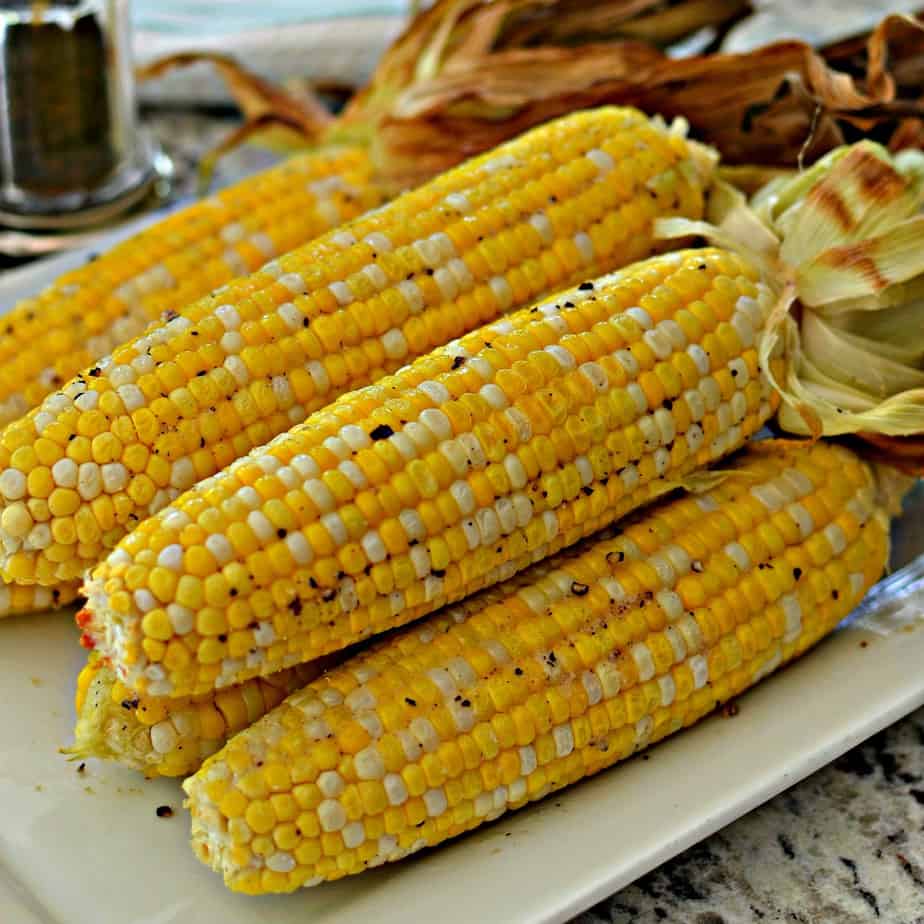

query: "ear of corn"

left=0, top=147, right=380, bottom=428
left=70, top=654, right=325, bottom=778
left=183, top=440, right=891, bottom=894
left=84, top=246, right=780, bottom=698
left=0, top=107, right=715, bottom=587
left=0, top=580, right=80, bottom=618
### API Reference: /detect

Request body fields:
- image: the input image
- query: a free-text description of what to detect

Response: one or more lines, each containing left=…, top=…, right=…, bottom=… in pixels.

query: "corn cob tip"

left=71, top=654, right=330, bottom=778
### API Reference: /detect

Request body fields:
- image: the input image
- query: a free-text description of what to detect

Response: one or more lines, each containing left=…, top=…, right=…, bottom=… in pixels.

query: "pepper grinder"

left=0, top=0, right=158, bottom=229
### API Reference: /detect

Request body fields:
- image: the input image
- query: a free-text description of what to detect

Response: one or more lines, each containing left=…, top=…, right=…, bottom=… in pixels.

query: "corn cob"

left=184, top=440, right=892, bottom=894
left=0, top=147, right=380, bottom=427
left=84, top=245, right=781, bottom=698
left=70, top=653, right=325, bottom=778
left=0, top=107, right=714, bottom=587
left=0, top=580, right=80, bottom=618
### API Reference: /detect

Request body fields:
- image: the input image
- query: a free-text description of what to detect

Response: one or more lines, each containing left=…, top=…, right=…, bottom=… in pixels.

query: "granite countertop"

left=148, top=85, right=923, bottom=924
left=576, top=708, right=924, bottom=924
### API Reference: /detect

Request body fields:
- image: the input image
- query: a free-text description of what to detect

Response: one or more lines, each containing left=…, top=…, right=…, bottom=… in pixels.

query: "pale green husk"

left=659, top=140, right=924, bottom=443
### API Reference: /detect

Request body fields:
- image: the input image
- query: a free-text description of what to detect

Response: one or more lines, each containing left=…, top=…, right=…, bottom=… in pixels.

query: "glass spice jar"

left=0, top=0, right=155, bottom=225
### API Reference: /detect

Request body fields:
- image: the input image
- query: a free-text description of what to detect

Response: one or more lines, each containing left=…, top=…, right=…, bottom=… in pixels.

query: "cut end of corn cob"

left=0, top=106, right=713, bottom=587
left=0, top=147, right=379, bottom=429
left=69, top=654, right=325, bottom=778
left=84, top=245, right=780, bottom=698
left=183, top=440, right=891, bottom=894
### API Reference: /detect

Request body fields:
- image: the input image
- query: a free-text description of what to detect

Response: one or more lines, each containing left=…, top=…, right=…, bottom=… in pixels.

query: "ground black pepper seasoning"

left=0, top=1, right=154, bottom=223
left=1, top=3, right=114, bottom=195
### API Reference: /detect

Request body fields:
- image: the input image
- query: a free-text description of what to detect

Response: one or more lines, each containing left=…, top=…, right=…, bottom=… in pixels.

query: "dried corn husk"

left=373, top=12, right=924, bottom=186
left=137, top=52, right=334, bottom=155
left=139, top=4, right=924, bottom=190
left=138, top=0, right=746, bottom=186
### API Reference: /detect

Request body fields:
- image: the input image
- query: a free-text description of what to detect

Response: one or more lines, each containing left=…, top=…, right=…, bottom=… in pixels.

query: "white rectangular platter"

left=1, top=237, right=923, bottom=924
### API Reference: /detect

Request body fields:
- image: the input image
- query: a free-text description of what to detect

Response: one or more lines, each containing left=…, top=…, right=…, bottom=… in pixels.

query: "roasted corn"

left=84, top=246, right=780, bottom=697
left=0, top=147, right=380, bottom=426
left=184, top=440, right=892, bottom=893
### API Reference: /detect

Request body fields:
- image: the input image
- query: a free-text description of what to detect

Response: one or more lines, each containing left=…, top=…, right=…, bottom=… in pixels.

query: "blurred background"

left=0, top=0, right=919, bottom=261
left=133, top=0, right=914, bottom=104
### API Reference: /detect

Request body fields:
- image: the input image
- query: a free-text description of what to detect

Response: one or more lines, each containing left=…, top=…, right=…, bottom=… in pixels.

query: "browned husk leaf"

left=137, top=52, right=333, bottom=139
left=136, top=52, right=335, bottom=186
left=844, top=434, right=924, bottom=477
left=374, top=13, right=924, bottom=187
left=487, top=0, right=750, bottom=47
left=137, top=6, right=924, bottom=189
left=342, top=0, right=750, bottom=125
left=136, top=0, right=751, bottom=184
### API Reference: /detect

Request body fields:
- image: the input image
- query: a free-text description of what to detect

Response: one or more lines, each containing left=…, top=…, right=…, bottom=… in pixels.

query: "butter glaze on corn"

left=184, top=441, right=890, bottom=893
left=72, top=655, right=324, bottom=777
left=86, top=246, right=779, bottom=697
left=0, top=147, right=378, bottom=427
left=0, top=107, right=712, bottom=586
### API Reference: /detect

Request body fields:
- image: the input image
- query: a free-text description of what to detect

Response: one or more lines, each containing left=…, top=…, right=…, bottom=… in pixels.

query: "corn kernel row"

left=0, top=147, right=379, bottom=427
left=0, top=579, right=80, bottom=619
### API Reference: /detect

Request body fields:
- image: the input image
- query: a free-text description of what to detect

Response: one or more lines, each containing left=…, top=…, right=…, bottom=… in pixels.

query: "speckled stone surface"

left=574, top=707, right=924, bottom=924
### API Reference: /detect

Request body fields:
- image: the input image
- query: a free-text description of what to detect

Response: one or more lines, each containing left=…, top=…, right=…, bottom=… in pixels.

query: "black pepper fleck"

left=370, top=424, right=394, bottom=441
